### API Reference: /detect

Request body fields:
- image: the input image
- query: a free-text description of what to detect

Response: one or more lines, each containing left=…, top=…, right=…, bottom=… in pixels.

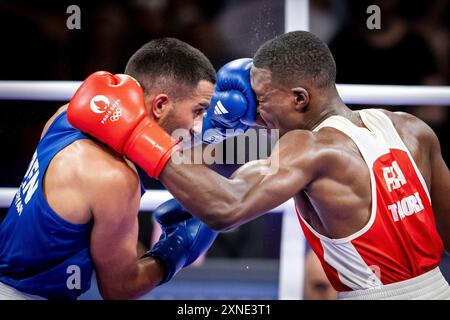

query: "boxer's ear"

left=150, top=94, right=170, bottom=120
left=291, top=87, right=309, bottom=113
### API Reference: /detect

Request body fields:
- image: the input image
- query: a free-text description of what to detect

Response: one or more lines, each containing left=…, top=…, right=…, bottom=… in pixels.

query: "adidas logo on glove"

left=213, top=100, right=229, bottom=115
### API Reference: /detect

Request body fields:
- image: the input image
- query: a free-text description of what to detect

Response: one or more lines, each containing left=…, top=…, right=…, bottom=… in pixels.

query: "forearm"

left=99, top=256, right=165, bottom=300
left=160, top=148, right=288, bottom=231
left=160, top=158, right=243, bottom=230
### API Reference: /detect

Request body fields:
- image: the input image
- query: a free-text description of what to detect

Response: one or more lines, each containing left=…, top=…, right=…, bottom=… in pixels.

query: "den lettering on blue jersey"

left=0, top=112, right=97, bottom=299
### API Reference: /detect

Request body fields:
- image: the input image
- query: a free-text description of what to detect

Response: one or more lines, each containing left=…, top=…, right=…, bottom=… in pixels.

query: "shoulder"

left=277, top=129, right=345, bottom=172
left=277, top=130, right=319, bottom=160
left=58, top=139, right=141, bottom=219
left=378, top=108, right=427, bottom=129
left=280, top=128, right=344, bottom=156
left=81, top=141, right=140, bottom=195
left=379, top=109, right=439, bottom=150
left=378, top=108, right=420, bottom=125
left=278, top=129, right=315, bottom=147
left=282, top=126, right=376, bottom=179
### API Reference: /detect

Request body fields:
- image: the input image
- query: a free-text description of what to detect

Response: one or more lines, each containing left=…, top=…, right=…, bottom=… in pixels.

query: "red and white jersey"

left=297, top=109, right=444, bottom=293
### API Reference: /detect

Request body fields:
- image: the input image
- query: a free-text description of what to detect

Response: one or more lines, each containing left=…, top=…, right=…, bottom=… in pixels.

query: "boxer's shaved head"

left=253, top=31, right=336, bottom=89
left=125, top=38, right=216, bottom=100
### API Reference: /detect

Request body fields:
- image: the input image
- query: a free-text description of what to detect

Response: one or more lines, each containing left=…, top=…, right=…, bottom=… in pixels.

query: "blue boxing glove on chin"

left=201, top=58, right=257, bottom=144
left=144, top=198, right=217, bottom=285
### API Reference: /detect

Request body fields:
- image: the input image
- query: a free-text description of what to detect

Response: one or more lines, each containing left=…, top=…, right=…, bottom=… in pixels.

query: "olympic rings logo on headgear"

left=110, top=108, right=122, bottom=122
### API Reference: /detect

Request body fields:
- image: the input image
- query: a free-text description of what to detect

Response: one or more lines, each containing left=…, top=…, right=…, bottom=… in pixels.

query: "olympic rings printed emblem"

left=110, top=108, right=122, bottom=122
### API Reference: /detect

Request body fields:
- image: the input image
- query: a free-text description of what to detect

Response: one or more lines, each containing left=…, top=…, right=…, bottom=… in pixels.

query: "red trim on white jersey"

left=297, top=109, right=443, bottom=292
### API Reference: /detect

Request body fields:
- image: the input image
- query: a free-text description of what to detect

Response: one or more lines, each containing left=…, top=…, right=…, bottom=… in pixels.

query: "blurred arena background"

left=0, top=0, right=449, bottom=300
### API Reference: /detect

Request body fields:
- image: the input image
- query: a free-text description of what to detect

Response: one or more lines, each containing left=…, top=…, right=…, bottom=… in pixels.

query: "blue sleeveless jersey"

left=0, top=111, right=145, bottom=300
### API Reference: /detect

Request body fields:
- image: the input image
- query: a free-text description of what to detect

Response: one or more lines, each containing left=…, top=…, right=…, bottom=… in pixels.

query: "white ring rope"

left=337, top=84, right=450, bottom=106
left=0, top=188, right=174, bottom=210
left=0, top=81, right=82, bottom=102
left=0, top=78, right=448, bottom=301
left=0, top=81, right=449, bottom=105
left=0, top=187, right=294, bottom=212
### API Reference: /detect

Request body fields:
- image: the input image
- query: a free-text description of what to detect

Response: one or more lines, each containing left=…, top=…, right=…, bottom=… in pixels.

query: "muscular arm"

left=87, top=159, right=164, bottom=300
left=428, top=126, right=450, bottom=252
left=43, top=107, right=165, bottom=299
left=390, top=111, right=450, bottom=251
left=160, top=131, right=318, bottom=231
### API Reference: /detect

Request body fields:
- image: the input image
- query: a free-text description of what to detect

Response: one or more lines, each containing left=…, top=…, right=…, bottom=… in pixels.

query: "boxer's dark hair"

left=253, top=31, right=336, bottom=89
left=125, top=38, right=216, bottom=99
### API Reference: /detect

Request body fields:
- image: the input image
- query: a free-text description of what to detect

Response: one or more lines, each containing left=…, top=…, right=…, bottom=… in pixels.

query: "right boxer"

left=69, top=31, right=450, bottom=299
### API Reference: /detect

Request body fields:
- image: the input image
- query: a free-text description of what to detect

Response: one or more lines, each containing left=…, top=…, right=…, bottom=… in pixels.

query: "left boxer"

left=0, top=38, right=217, bottom=300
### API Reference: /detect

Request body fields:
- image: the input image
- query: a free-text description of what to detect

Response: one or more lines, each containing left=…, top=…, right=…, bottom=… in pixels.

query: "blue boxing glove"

left=202, top=58, right=257, bottom=144
left=145, top=198, right=217, bottom=285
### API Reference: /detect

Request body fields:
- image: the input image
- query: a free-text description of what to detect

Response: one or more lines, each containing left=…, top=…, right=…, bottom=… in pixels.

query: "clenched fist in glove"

left=67, top=71, right=180, bottom=178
